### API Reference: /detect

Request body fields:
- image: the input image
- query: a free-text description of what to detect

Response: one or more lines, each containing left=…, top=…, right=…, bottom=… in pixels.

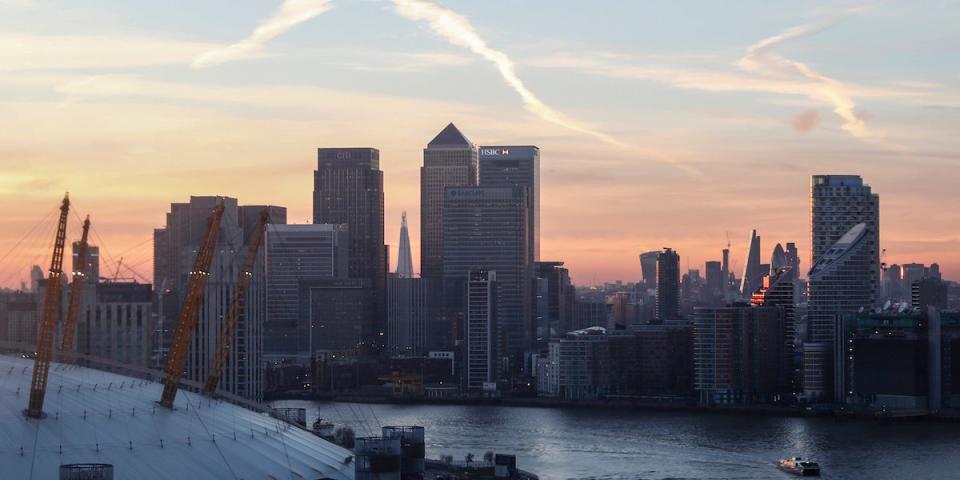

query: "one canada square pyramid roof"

left=427, top=123, right=472, bottom=147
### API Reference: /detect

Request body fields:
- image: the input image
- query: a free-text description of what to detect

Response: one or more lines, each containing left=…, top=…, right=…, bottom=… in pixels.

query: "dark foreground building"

left=442, top=187, right=531, bottom=358
left=693, top=304, right=790, bottom=405
left=839, top=308, right=960, bottom=412
left=313, top=148, right=386, bottom=354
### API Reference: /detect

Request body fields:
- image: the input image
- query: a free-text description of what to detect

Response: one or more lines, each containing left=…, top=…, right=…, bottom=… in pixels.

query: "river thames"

left=271, top=400, right=959, bottom=479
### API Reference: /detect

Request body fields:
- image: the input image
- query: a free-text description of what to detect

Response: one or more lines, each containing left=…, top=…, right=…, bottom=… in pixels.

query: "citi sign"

left=480, top=148, right=510, bottom=156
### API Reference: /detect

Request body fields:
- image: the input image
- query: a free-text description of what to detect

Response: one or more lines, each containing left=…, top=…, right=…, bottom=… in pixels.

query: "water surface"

left=271, top=400, right=959, bottom=479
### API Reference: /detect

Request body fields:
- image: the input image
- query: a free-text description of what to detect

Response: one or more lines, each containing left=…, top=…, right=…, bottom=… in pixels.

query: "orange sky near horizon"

left=1, top=112, right=956, bottom=289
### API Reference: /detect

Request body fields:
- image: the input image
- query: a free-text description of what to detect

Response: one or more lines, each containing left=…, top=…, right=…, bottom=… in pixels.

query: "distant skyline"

left=1, top=0, right=958, bottom=287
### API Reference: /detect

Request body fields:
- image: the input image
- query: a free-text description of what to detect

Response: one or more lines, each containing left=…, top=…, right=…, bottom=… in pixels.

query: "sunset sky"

left=1, top=0, right=958, bottom=288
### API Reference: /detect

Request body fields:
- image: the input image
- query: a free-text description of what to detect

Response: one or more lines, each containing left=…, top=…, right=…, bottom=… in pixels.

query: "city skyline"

left=1, top=0, right=958, bottom=287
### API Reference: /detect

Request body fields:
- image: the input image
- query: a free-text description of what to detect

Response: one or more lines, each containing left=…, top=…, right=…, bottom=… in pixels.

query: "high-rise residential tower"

left=465, top=270, right=498, bottom=390
left=807, top=175, right=879, bottom=400
left=810, top=175, right=879, bottom=285
left=154, top=196, right=286, bottom=401
left=313, top=147, right=386, bottom=353
left=656, top=248, right=680, bottom=322
left=479, top=146, right=540, bottom=262
left=420, top=124, right=478, bottom=279
left=751, top=266, right=799, bottom=394
left=806, top=223, right=877, bottom=400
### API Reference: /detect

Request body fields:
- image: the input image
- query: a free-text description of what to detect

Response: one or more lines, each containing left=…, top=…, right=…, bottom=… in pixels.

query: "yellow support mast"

left=59, top=215, right=91, bottom=357
left=203, top=209, right=269, bottom=396
left=26, top=194, right=70, bottom=418
left=159, top=201, right=225, bottom=409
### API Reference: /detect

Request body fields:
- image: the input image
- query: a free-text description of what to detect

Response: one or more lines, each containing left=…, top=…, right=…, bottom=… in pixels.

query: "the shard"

left=396, top=211, right=414, bottom=278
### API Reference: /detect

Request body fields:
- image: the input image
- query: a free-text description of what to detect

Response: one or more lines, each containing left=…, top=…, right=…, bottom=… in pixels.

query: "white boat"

left=777, top=457, right=821, bottom=476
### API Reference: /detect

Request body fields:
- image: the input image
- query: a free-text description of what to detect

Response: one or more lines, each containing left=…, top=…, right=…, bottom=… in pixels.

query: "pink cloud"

left=792, top=109, right=820, bottom=133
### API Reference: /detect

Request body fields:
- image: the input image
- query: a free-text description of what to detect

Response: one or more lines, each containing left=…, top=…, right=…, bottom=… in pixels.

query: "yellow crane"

left=59, top=215, right=90, bottom=356
left=26, top=194, right=70, bottom=418
left=203, top=209, right=269, bottom=396
left=159, top=201, right=225, bottom=409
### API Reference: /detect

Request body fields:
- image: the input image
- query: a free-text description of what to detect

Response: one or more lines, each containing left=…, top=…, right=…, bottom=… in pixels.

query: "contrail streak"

left=391, top=0, right=626, bottom=148
left=737, top=15, right=871, bottom=139
left=192, top=0, right=332, bottom=68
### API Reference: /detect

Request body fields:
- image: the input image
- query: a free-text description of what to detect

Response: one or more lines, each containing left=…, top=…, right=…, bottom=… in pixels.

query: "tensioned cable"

left=181, top=391, right=241, bottom=480
left=0, top=205, right=57, bottom=271
left=0, top=208, right=59, bottom=288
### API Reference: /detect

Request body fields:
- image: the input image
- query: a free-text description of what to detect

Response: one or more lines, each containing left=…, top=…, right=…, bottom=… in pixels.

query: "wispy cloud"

left=192, top=0, right=333, bottom=68
left=0, top=33, right=215, bottom=72
left=737, top=14, right=872, bottom=140
left=390, top=0, right=625, bottom=148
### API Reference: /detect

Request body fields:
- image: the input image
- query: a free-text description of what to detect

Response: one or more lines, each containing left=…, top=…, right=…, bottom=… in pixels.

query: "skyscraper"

left=387, top=213, right=433, bottom=357
left=639, top=251, right=659, bottom=289
left=313, top=147, right=386, bottom=353
left=704, top=260, right=723, bottom=299
left=808, top=175, right=879, bottom=400
left=72, top=242, right=99, bottom=284
left=479, top=146, right=540, bottom=261
left=751, top=266, right=798, bottom=394
left=901, top=263, right=927, bottom=289
left=656, top=248, right=680, bottom=322
left=534, top=261, right=574, bottom=342
left=387, top=275, right=431, bottom=357
left=420, top=124, right=478, bottom=279
left=784, top=242, right=800, bottom=280
left=443, top=187, right=530, bottom=356
left=810, top=175, right=879, bottom=289
left=264, top=223, right=348, bottom=363
left=807, top=223, right=876, bottom=400
left=884, top=263, right=903, bottom=300
left=721, top=247, right=730, bottom=288
left=466, top=270, right=497, bottom=390
left=154, top=196, right=285, bottom=401
left=396, top=212, right=414, bottom=278
left=770, top=243, right=786, bottom=273
left=929, top=263, right=942, bottom=280
left=304, top=278, right=373, bottom=353
left=740, top=229, right=764, bottom=297
left=912, top=277, right=947, bottom=311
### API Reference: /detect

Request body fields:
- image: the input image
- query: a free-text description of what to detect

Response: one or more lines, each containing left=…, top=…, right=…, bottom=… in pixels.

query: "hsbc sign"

left=480, top=148, right=510, bottom=156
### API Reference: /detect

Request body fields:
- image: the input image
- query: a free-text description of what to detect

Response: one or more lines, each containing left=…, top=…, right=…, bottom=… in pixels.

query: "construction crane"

left=113, top=257, right=123, bottom=281
left=59, top=215, right=91, bottom=356
left=203, top=209, right=269, bottom=396
left=26, top=194, right=70, bottom=418
left=159, top=201, right=225, bottom=409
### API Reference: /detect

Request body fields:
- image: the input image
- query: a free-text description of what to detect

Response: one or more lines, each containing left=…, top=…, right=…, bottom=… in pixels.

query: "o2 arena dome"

left=0, top=354, right=354, bottom=480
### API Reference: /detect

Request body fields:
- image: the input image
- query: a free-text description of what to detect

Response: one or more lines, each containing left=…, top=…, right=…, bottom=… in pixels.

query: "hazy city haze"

left=1, top=0, right=957, bottom=286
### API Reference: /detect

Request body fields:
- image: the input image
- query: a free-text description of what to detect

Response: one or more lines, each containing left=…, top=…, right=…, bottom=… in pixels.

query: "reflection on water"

left=271, top=400, right=959, bottom=480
